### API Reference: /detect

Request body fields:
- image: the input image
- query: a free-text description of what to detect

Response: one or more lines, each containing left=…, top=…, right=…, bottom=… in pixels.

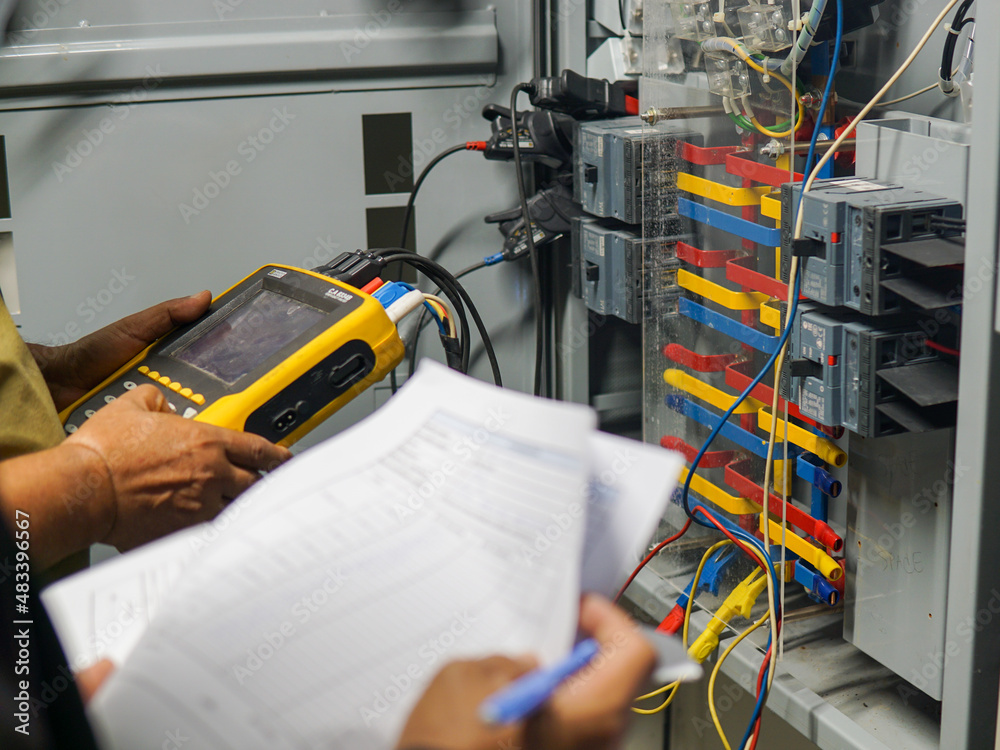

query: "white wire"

left=781, top=0, right=801, bottom=667
left=878, top=81, right=939, bottom=106
left=423, top=293, right=457, bottom=337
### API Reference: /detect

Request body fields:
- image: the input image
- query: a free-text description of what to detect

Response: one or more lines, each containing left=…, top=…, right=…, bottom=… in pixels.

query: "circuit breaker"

left=780, top=180, right=964, bottom=315
left=571, top=216, right=686, bottom=324
left=781, top=305, right=957, bottom=437
left=574, top=118, right=694, bottom=225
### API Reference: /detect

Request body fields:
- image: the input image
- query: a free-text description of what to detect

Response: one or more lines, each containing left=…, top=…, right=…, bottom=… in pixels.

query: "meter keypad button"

left=84, top=409, right=96, bottom=419
left=104, top=395, right=116, bottom=404
left=191, top=394, right=206, bottom=406
left=138, top=366, right=150, bottom=375
left=124, top=381, right=137, bottom=390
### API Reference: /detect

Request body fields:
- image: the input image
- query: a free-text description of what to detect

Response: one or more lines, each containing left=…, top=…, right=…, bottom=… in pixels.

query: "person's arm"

left=27, top=291, right=212, bottom=412
left=395, top=595, right=656, bottom=750
left=0, top=385, right=291, bottom=568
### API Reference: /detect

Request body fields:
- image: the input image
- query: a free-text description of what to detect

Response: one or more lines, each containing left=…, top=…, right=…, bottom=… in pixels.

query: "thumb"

left=108, top=291, right=212, bottom=349
left=162, top=290, right=212, bottom=326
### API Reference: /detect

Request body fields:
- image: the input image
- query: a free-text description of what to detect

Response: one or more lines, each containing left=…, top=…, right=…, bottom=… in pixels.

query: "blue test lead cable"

left=479, top=639, right=600, bottom=725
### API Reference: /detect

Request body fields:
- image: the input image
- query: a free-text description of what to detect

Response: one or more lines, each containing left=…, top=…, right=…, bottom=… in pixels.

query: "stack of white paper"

left=42, top=362, right=683, bottom=750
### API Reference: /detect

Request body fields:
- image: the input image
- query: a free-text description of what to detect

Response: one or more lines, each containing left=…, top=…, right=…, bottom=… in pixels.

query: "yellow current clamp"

left=688, top=568, right=771, bottom=663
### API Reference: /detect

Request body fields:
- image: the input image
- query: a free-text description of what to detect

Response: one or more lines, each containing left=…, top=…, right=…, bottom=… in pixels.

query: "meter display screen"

left=174, top=290, right=325, bottom=384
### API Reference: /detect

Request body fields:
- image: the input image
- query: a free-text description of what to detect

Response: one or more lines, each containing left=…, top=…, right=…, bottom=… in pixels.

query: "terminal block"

left=668, top=1, right=717, bottom=41
left=573, top=118, right=696, bottom=226
left=781, top=304, right=958, bottom=437
left=571, top=217, right=685, bottom=324
left=737, top=2, right=794, bottom=53
left=705, top=52, right=751, bottom=99
left=780, top=180, right=964, bottom=316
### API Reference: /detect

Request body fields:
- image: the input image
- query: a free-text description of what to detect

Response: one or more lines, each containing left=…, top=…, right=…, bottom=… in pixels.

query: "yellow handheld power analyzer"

left=59, top=265, right=405, bottom=446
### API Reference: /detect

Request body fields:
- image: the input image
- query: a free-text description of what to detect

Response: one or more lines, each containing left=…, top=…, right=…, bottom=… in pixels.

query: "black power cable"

left=511, top=82, right=545, bottom=397
left=407, top=261, right=489, bottom=380
left=375, top=249, right=502, bottom=387
left=940, top=0, right=975, bottom=94
left=399, top=144, right=470, bottom=249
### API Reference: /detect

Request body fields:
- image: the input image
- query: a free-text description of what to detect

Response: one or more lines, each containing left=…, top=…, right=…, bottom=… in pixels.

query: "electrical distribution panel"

left=635, top=0, right=973, bottom=727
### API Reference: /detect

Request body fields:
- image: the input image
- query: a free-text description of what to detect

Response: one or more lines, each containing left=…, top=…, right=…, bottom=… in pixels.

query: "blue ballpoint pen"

left=478, top=638, right=601, bottom=725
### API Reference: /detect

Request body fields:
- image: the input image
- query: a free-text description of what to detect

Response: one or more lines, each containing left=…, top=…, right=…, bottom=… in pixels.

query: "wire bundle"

left=371, top=249, right=502, bottom=387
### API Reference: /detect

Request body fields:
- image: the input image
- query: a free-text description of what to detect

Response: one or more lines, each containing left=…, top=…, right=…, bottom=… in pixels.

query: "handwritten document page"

left=88, top=363, right=599, bottom=750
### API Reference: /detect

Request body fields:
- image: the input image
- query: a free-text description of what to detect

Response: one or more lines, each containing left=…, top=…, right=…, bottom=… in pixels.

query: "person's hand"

left=64, top=384, right=291, bottom=552
left=396, top=655, right=538, bottom=750
left=30, top=291, right=212, bottom=411
left=396, top=595, right=656, bottom=750
left=75, top=660, right=115, bottom=705
left=523, top=595, right=656, bottom=749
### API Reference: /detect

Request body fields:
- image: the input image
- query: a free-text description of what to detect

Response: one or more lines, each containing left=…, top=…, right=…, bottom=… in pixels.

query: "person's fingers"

left=164, top=290, right=213, bottom=325
left=475, top=655, right=539, bottom=691
left=117, top=384, right=172, bottom=414
left=220, top=429, right=293, bottom=471
left=114, top=291, right=212, bottom=345
left=510, top=653, right=541, bottom=673
left=75, top=659, right=115, bottom=704
left=219, top=464, right=263, bottom=499
left=577, top=594, right=657, bottom=693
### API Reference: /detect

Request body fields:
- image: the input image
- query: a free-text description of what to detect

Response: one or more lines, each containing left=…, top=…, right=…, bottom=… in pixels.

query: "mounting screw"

left=760, top=139, right=785, bottom=159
